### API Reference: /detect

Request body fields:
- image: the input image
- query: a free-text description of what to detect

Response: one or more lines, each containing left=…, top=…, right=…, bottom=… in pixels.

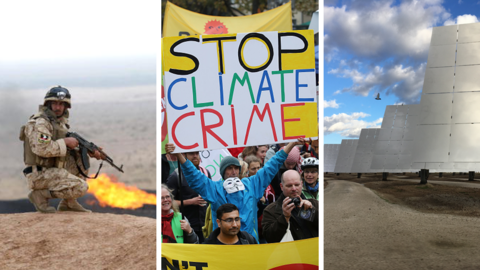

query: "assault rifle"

left=66, top=132, right=124, bottom=176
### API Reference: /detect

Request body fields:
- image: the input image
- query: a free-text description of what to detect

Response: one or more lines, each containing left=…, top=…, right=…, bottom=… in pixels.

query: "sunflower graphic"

left=204, top=20, right=228, bottom=35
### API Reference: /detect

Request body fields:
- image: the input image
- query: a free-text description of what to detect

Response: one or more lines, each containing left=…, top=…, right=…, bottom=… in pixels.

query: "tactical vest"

left=19, top=106, right=69, bottom=169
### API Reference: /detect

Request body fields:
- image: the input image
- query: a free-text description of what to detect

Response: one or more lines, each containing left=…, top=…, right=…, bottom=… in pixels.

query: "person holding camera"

left=165, top=139, right=307, bottom=243
left=261, top=170, right=319, bottom=243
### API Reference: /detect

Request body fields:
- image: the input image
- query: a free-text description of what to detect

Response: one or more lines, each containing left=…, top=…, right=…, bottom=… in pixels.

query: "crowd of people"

left=161, top=139, right=319, bottom=245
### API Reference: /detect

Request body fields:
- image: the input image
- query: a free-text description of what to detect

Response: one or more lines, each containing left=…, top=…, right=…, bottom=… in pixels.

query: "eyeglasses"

left=161, top=196, right=171, bottom=201
left=220, top=217, right=242, bottom=224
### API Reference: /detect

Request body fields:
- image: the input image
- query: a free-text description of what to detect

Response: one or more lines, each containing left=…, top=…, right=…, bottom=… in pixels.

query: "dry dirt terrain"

left=325, top=173, right=480, bottom=270
left=0, top=212, right=156, bottom=270
left=0, top=85, right=156, bottom=200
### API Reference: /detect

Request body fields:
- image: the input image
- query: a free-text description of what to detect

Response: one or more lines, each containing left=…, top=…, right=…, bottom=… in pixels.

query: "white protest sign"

left=200, top=149, right=231, bottom=181
left=163, top=30, right=318, bottom=153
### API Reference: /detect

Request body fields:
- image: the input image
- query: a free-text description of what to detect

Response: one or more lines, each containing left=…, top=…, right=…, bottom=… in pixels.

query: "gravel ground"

left=324, top=180, right=480, bottom=270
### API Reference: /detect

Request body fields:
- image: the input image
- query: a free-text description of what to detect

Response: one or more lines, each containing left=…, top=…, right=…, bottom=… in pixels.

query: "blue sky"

left=324, top=0, right=480, bottom=144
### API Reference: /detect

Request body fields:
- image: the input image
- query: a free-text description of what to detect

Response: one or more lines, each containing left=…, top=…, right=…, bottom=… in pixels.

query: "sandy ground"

left=0, top=85, right=156, bottom=200
left=326, top=173, right=480, bottom=217
left=324, top=180, right=480, bottom=270
left=0, top=212, right=156, bottom=270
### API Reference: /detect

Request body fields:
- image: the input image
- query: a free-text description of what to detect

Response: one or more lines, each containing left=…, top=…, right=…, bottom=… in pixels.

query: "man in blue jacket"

left=165, top=139, right=306, bottom=242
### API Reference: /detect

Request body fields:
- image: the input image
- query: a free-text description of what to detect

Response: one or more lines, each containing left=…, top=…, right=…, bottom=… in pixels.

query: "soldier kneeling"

left=20, top=86, right=102, bottom=213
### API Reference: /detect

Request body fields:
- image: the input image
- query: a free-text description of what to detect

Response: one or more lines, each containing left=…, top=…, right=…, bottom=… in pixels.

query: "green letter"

left=229, top=72, right=255, bottom=105
left=272, top=70, right=294, bottom=102
left=192, top=77, right=214, bottom=108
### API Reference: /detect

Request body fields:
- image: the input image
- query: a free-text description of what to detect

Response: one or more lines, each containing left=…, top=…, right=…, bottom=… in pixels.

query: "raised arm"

left=248, top=138, right=307, bottom=198
left=165, top=143, right=186, bottom=164
left=283, top=138, right=307, bottom=155
left=165, top=143, right=220, bottom=204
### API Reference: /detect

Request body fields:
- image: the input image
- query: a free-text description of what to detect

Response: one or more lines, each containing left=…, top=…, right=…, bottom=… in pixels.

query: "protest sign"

left=163, top=1, right=292, bottom=37
left=161, top=83, right=169, bottom=154
left=162, top=237, right=319, bottom=270
left=163, top=30, right=318, bottom=153
left=199, top=149, right=231, bottom=181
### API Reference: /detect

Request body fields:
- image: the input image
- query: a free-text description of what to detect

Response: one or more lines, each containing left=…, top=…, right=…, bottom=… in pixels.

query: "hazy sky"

left=0, top=0, right=159, bottom=90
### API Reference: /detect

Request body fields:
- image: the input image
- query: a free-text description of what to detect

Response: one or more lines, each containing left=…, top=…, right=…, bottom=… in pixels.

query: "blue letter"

left=219, top=72, right=224, bottom=106
left=295, top=69, right=315, bottom=102
left=256, top=70, right=275, bottom=103
left=168, top=78, right=188, bottom=110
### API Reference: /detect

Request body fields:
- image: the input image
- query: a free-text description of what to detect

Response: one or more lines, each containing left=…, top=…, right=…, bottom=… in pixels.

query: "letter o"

left=238, top=33, right=274, bottom=73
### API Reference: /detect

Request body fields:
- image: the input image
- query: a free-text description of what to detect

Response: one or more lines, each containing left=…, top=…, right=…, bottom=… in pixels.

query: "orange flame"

left=87, top=173, right=156, bottom=209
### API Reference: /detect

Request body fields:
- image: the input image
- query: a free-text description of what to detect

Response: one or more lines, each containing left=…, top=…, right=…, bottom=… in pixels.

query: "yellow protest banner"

left=161, top=237, right=319, bottom=270
left=163, top=1, right=292, bottom=37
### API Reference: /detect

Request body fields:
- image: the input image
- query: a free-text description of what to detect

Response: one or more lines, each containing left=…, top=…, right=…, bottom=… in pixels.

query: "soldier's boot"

left=58, top=199, right=92, bottom=213
left=28, top=189, right=56, bottom=213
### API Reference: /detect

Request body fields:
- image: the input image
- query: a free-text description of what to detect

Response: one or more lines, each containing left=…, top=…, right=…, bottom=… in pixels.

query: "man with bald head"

left=261, top=169, right=319, bottom=243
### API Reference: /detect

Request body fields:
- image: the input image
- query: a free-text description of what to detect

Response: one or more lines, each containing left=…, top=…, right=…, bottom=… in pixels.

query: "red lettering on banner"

left=231, top=105, right=238, bottom=145
left=270, top=264, right=318, bottom=270
left=172, top=112, right=199, bottom=150
left=244, top=103, right=277, bottom=145
left=200, top=109, right=228, bottom=148
left=281, top=103, right=306, bottom=140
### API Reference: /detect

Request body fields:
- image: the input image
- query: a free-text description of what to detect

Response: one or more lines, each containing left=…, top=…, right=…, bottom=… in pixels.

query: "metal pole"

left=469, top=171, right=475, bottom=181
left=420, top=169, right=428, bottom=184
left=177, top=160, right=184, bottom=219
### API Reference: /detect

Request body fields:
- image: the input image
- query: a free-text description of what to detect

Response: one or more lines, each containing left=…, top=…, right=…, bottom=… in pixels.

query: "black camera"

left=291, top=197, right=301, bottom=207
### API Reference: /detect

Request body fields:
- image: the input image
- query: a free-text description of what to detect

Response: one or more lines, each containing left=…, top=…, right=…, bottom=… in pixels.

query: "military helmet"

left=44, top=86, right=71, bottom=108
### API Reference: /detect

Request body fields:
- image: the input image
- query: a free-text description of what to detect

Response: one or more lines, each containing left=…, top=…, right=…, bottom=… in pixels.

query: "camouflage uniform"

left=20, top=86, right=91, bottom=213
left=22, top=106, right=87, bottom=194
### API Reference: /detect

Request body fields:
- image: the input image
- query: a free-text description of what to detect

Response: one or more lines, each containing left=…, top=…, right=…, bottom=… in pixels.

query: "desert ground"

left=325, top=173, right=480, bottom=269
left=0, top=212, right=156, bottom=270
left=0, top=85, right=156, bottom=200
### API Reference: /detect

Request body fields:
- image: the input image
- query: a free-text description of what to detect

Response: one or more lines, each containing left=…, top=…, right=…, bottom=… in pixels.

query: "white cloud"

left=328, top=63, right=426, bottom=103
left=324, top=1, right=449, bottom=62
left=324, top=99, right=340, bottom=108
left=324, top=112, right=382, bottom=138
left=456, top=14, right=479, bottom=24
left=444, top=19, right=456, bottom=26
left=324, top=0, right=451, bottom=104
left=444, top=14, right=478, bottom=26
